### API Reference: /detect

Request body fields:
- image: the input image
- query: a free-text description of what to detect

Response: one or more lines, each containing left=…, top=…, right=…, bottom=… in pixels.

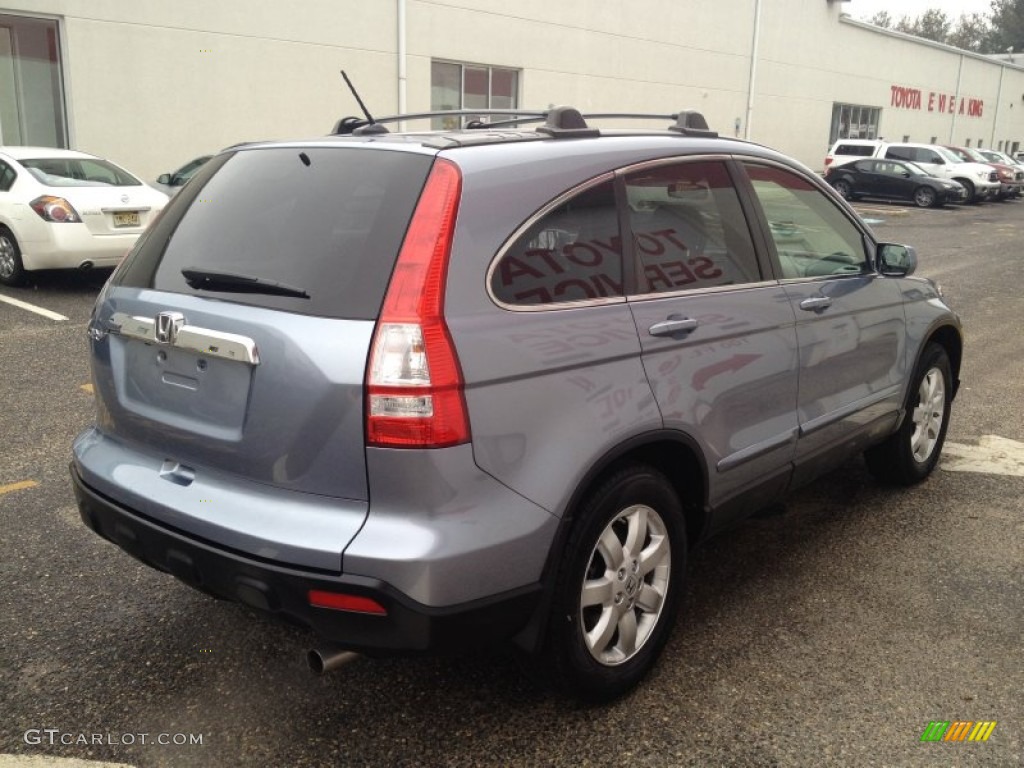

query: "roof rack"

left=329, top=107, right=718, bottom=139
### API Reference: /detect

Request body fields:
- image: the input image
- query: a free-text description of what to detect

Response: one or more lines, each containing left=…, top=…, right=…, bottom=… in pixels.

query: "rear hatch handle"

left=108, top=312, right=261, bottom=365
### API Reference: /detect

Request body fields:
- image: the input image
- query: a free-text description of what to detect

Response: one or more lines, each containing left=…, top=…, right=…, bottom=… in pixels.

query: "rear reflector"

left=308, top=590, right=388, bottom=615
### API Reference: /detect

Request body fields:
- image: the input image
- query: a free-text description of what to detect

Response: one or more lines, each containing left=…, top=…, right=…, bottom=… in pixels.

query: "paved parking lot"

left=1, top=200, right=1021, bottom=767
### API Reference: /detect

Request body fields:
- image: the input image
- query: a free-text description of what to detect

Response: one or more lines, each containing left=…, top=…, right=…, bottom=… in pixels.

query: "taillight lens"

left=366, top=159, right=469, bottom=448
left=30, top=195, right=82, bottom=223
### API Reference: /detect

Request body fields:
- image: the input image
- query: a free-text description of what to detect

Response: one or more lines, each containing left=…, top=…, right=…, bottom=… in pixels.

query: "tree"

left=988, top=0, right=1024, bottom=53
left=896, top=9, right=952, bottom=42
left=947, top=13, right=992, bottom=52
left=869, top=11, right=894, bottom=29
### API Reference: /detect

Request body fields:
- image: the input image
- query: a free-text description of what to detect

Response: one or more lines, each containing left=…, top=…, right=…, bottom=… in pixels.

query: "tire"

left=0, top=227, right=25, bottom=287
left=544, top=464, right=687, bottom=701
left=865, top=343, right=952, bottom=486
left=913, top=186, right=937, bottom=208
left=832, top=179, right=853, bottom=200
left=956, top=179, right=977, bottom=204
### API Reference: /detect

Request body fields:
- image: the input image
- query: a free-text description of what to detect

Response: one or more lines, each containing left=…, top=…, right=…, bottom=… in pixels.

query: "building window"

left=965, top=138, right=971, bottom=147
left=829, top=103, right=881, bottom=144
left=430, top=61, right=519, bottom=129
left=0, top=13, right=67, bottom=147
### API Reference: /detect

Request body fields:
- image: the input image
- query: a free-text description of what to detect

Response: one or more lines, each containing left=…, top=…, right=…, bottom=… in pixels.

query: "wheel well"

left=952, top=177, right=973, bottom=189
left=927, top=324, right=963, bottom=389
left=597, top=439, right=708, bottom=548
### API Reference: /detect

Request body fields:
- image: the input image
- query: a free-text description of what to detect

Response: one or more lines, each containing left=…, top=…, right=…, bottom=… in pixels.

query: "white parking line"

left=0, top=293, right=68, bottom=321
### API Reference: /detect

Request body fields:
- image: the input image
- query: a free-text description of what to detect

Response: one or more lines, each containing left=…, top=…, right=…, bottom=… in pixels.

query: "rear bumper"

left=19, top=223, right=141, bottom=270
left=72, top=465, right=542, bottom=654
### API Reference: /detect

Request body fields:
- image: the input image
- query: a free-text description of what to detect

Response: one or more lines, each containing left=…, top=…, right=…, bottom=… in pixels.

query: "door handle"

left=799, top=297, right=832, bottom=312
left=648, top=316, right=699, bottom=337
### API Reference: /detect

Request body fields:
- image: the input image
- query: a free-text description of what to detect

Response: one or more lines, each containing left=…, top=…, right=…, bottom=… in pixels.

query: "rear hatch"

left=83, top=145, right=435, bottom=547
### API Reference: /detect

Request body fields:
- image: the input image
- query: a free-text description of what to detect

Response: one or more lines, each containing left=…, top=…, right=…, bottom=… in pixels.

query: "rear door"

left=624, top=158, right=799, bottom=519
left=741, top=162, right=906, bottom=485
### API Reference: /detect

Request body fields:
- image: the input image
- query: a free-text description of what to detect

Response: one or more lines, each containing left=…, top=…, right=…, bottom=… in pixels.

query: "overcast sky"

left=848, top=1, right=995, bottom=20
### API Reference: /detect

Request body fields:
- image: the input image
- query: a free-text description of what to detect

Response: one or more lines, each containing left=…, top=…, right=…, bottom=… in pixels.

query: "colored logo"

left=920, top=721, right=997, bottom=742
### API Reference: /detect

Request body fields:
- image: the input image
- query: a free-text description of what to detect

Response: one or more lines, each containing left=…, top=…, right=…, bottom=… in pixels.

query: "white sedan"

left=0, top=147, right=168, bottom=286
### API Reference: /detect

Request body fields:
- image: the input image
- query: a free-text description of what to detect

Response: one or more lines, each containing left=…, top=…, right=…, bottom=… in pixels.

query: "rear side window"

left=0, top=161, right=15, bottom=191
left=886, top=147, right=916, bottom=163
left=490, top=178, right=622, bottom=307
left=624, top=160, right=761, bottom=294
left=117, top=147, right=433, bottom=320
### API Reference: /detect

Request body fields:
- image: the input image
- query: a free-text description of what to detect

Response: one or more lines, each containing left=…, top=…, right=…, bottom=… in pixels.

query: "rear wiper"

left=181, top=268, right=310, bottom=299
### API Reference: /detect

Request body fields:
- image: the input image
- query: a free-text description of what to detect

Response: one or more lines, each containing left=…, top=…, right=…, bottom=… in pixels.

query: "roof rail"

left=331, top=109, right=549, bottom=135
left=328, top=108, right=717, bottom=138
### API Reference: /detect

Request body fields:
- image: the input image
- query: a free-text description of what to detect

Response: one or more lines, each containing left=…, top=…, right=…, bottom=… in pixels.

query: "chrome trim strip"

left=627, top=279, right=780, bottom=302
left=108, top=312, right=260, bottom=365
left=717, top=429, right=798, bottom=472
left=798, top=385, right=901, bottom=437
left=100, top=206, right=153, bottom=213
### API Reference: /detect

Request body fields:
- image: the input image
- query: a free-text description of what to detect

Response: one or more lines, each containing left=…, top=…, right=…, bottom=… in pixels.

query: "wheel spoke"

left=638, top=533, right=669, bottom=576
left=623, top=506, right=648, bottom=556
left=616, top=609, right=638, bottom=657
left=585, top=607, right=617, bottom=656
left=635, top=582, right=664, bottom=614
left=597, top=526, right=625, bottom=570
left=581, top=575, right=614, bottom=608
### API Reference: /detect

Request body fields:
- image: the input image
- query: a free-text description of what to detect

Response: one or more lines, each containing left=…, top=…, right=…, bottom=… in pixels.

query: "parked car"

left=71, top=107, right=962, bottom=701
left=942, top=145, right=1022, bottom=199
left=825, top=158, right=966, bottom=207
left=878, top=143, right=1000, bottom=203
left=978, top=148, right=1024, bottom=173
left=0, top=147, right=168, bottom=286
left=153, top=155, right=213, bottom=197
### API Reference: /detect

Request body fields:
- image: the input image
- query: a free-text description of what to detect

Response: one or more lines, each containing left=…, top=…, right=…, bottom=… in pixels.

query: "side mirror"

left=901, top=171, right=910, bottom=178
left=156, top=173, right=171, bottom=185
left=933, top=158, right=945, bottom=165
left=877, top=243, right=917, bottom=277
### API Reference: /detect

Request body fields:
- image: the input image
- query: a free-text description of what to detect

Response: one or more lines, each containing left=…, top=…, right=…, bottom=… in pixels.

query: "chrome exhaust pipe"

left=307, top=646, right=360, bottom=675
left=78, top=260, right=94, bottom=271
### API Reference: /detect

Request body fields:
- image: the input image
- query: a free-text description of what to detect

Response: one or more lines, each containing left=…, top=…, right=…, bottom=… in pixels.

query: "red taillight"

left=366, top=158, right=469, bottom=448
left=824, top=157, right=833, bottom=167
left=308, top=590, right=387, bottom=615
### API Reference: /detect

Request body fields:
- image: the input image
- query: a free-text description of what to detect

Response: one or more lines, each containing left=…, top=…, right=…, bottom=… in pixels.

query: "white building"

left=3, top=0, right=1024, bottom=181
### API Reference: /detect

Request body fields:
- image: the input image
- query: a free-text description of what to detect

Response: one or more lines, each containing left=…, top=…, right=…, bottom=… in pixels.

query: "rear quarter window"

left=835, top=144, right=874, bottom=157
left=116, top=147, right=433, bottom=320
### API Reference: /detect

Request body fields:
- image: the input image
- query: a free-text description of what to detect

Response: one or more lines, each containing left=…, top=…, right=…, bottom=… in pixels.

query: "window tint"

left=117, top=147, right=434, bottom=320
left=0, top=161, right=15, bottom=191
left=492, top=179, right=621, bottom=306
left=835, top=144, right=874, bottom=157
left=20, top=157, right=141, bottom=187
left=885, top=147, right=914, bottom=163
left=744, top=163, right=868, bottom=280
left=625, top=161, right=760, bottom=294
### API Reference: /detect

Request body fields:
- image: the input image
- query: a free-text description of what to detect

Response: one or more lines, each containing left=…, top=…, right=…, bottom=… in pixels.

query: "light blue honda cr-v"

left=72, top=107, right=962, bottom=700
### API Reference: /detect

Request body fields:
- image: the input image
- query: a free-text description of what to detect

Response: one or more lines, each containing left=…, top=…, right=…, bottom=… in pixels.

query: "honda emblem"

left=154, top=312, right=185, bottom=345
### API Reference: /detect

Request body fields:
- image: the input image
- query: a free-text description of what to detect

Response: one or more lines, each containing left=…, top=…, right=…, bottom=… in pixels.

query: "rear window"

left=21, top=157, right=141, bottom=187
left=834, top=144, right=874, bottom=157
left=116, top=147, right=433, bottom=320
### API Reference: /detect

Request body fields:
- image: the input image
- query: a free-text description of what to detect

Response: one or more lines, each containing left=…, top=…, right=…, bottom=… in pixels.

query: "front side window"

left=624, top=160, right=761, bottom=295
left=744, top=163, right=868, bottom=280
left=430, top=61, right=519, bottom=129
left=491, top=179, right=621, bottom=307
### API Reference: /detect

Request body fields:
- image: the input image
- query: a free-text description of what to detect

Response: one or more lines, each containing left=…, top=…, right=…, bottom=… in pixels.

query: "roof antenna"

left=341, top=70, right=375, bottom=125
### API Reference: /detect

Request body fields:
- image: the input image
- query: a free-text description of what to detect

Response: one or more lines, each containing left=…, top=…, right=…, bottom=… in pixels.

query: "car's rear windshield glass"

left=22, top=158, right=141, bottom=187
left=116, top=147, right=434, bottom=320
